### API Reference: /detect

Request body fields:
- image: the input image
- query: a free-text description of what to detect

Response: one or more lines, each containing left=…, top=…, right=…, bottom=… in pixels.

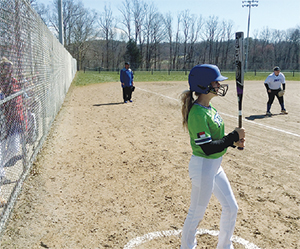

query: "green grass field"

left=73, top=70, right=300, bottom=86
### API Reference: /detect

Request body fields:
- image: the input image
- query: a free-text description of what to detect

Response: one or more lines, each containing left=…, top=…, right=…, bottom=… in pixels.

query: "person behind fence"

left=264, top=66, right=288, bottom=116
left=180, top=64, right=245, bottom=249
left=120, top=62, right=134, bottom=103
left=0, top=57, right=25, bottom=206
left=24, top=76, right=38, bottom=144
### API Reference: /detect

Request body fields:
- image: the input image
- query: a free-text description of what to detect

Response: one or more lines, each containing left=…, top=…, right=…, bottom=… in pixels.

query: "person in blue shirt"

left=120, top=62, right=134, bottom=103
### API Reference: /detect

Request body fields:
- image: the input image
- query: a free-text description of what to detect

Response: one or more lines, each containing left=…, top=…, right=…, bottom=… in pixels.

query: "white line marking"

left=136, top=86, right=300, bottom=138
left=137, top=86, right=178, bottom=101
left=218, top=112, right=300, bottom=137
left=123, top=229, right=261, bottom=249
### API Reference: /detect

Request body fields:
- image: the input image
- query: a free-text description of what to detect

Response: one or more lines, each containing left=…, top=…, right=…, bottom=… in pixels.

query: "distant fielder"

left=264, top=66, right=288, bottom=116
left=120, top=62, right=134, bottom=103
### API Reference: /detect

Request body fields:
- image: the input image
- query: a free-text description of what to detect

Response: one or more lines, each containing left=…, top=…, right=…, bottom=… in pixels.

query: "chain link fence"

left=0, top=0, right=77, bottom=236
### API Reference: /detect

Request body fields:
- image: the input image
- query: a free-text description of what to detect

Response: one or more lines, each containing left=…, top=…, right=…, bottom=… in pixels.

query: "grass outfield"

left=73, top=70, right=300, bottom=86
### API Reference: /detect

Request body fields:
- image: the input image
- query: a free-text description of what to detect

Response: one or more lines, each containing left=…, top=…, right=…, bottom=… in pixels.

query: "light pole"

left=58, top=0, right=64, bottom=45
left=242, top=0, right=258, bottom=72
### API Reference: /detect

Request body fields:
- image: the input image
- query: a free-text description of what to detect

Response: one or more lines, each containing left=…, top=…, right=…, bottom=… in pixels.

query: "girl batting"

left=180, top=64, right=245, bottom=249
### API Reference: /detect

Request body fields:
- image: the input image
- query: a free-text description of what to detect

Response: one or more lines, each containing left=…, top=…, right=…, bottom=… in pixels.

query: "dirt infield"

left=1, top=80, right=299, bottom=248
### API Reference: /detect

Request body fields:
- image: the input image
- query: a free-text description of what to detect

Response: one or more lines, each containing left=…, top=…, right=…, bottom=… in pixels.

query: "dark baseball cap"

left=125, top=62, right=130, bottom=65
left=273, top=66, right=280, bottom=71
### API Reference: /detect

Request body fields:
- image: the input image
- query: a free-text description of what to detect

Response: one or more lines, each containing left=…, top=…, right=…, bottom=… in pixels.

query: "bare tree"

left=47, top=0, right=97, bottom=49
left=289, top=27, right=300, bottom=70
left=72, top=9, right=98, bottom=70
left=49, top=0, right=79, bottom=45
left=143, top=3, right=159, bottom=70
left=172, top=13, right=181, bottom=70
left=186, top=14, right=203, bottom=69
left=131, top=0, right=147, bottom=69
left=152, top=12, right=166, bottom=70
left=221, top=20, right=233, bottom=70
left=48, top=0, right=98, bottom=69
left=30, top=0, right=48, bottom=23
left=270, top=29, right=284, bottom=68
left=119, top=0, right=132, bottom=41
left=249, top=29, right=260, bottom=69
left=35, top=0, right=299, bottom=71
left=99, top=4, right=115, bottom=69
left=109, top=20, right=122, bottom=70
left=181, top=10, right=192, bottom=70
left=260, top=27, right=273, bottom=68
left=204, top=16, right=219, bottom=64
left=131, top=0, right=146, bottom=43
left=163, top=12, right=173, bottom=71
left=214, top=20, right=226, bottom=66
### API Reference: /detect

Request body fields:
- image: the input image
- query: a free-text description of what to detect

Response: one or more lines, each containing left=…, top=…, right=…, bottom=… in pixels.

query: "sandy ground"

left=0, top=80, right=299, bottom=249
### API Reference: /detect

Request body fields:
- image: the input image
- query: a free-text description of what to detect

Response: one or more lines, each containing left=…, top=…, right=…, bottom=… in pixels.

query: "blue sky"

left=38, top=0, right=300, bottom=36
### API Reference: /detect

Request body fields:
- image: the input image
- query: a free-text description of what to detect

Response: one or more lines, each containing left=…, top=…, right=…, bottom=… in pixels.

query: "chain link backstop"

left=0, top=0, right=77, bottom=236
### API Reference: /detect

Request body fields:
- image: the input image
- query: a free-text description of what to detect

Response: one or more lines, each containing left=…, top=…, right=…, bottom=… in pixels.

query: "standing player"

left=0, top=57, right=25, bottom=206
left=180, top=64, right=245, bottom=249
left=264, top=66, right=288, bottom=116
left=120, top=62, right=134, bottom=103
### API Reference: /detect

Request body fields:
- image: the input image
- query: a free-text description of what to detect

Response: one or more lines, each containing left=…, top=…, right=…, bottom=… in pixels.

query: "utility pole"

left=242, top=0, right=258, bottom=72
left=58, top=0, right=64, bottom=45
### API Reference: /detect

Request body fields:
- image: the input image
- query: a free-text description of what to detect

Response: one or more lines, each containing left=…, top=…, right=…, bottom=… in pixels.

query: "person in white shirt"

left=264, top=66, right=288, bottom=115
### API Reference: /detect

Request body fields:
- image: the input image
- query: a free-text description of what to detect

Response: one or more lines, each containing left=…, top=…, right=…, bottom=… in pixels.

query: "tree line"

left=32, top=0, right=299, bottom=71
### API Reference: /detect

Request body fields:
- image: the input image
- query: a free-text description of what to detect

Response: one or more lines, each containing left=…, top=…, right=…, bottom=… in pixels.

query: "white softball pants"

left=181, top=155, right=238, bottom=249
left=0, top=133, right=21, bottom=177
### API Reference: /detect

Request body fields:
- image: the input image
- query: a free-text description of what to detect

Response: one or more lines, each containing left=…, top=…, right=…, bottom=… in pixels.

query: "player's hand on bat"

left=234, top=127, right=246, bottom=148
left=235, top=127, right=245, bottom=138
left=234, top=137, right=245, bottom=148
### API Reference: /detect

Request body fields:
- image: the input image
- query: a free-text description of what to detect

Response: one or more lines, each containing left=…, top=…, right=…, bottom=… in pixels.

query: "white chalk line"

left=136, top=87, right=300, bottom=138
left=123, top=229, right=261, bottom=249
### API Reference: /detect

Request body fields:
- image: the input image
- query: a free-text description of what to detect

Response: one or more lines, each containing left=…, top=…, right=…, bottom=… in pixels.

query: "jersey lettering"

left=214, top=112, right=223, bottom=127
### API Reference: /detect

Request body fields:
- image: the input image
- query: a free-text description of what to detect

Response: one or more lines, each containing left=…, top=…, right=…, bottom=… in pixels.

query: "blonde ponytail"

left=181, top=90, right=195, bottom=129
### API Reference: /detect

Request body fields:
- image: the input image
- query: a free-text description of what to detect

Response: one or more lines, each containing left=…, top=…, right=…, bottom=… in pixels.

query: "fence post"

left=84, top=67, right=86, bottom=73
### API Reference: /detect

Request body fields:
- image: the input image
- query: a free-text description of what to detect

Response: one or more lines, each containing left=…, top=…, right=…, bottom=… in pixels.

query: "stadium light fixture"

left=242, top=0, right=258, bottom=72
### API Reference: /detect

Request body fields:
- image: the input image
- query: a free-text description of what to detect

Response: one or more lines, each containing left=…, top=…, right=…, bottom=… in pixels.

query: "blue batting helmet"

left=188, top=64, right=228, bottom=94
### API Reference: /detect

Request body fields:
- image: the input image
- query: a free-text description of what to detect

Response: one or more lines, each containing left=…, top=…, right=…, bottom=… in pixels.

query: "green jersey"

left=188, top=103, right=226, bottom=159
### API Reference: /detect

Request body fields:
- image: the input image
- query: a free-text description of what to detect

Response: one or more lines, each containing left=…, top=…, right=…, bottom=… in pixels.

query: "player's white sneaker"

left=281, top=109, right=288, bottom=114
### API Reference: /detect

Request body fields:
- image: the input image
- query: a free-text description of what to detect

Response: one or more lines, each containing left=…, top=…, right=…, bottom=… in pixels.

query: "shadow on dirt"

left=93, top=102, right=124, bottom=107
left=245, top=113, right=282, bottom=120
